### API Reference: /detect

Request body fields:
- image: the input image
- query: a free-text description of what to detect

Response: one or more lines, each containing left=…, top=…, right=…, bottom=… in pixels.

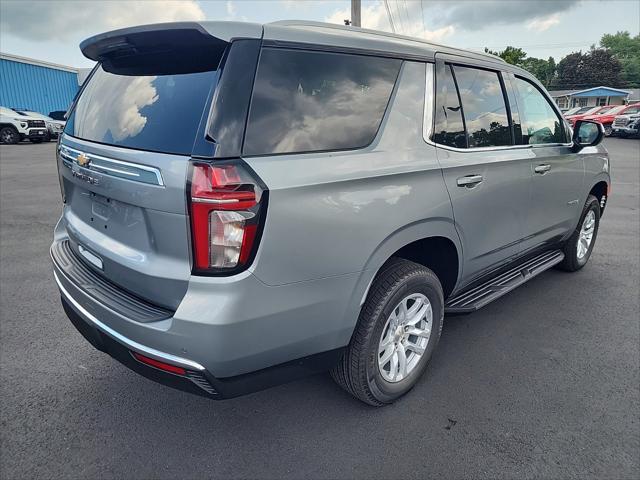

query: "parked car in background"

left=580, top=103, right=640, bottom=136
left=49, top=111, right=67, bottom=121
left=0, top=106, right=48, bottom=144
left=564, top=106, right=602, bottom=123
left=51, top=20, right=610, bottom=406
left=562, top=106, right=583, bottom=116
left=613, top=110, right=640, bottom=138
left=12, top=109, right=65, bottom=141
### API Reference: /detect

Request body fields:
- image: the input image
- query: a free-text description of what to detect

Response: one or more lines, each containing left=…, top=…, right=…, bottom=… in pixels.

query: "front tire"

left=558, top=194, right=600, bottom=272
left=603, top=124, right=613, bottom=137
left=331, top=258, right=444, bottom=406
left=0, top=126, right=20, bottom=144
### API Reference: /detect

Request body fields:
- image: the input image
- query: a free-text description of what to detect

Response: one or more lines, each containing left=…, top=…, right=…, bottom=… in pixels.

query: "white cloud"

left=325, top=1, right=455, bottom=43
left=280, top=0, right=334, bottom=10
left=526, top=13, right=561, bottom=32
left=0, top=1, right=205, bottom=42
left=226, top=1, right=237, bottom=17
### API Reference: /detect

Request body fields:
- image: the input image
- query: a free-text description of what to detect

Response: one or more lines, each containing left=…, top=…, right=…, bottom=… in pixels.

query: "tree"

left=600, top=31, right=640, bottom=87
left=484, top=46, right=556, bottom=87
left=521, top=56, right=556, bottom=87
left=550, top=49, right=624, bottom=90
left=484, top=46, right=527, bottom=65
left=551, top=52, right=585, bottom=89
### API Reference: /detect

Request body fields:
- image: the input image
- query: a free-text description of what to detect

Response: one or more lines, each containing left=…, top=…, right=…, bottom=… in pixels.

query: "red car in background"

left=564, top=106, right=604, bottom=124
left=569, top=104, right=640, bottom=137
left=580, top=103, right=640, bottom=136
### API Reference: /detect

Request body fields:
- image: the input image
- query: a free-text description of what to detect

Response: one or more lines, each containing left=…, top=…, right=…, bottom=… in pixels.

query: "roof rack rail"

left=268, top=20, right=505, bottom=63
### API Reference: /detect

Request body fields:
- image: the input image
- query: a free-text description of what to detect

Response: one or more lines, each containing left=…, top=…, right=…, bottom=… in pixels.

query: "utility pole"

left=351, top=0, right=361, bottom=27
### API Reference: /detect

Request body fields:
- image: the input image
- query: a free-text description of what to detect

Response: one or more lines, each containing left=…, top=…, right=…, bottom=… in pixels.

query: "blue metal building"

left=0, top=53, right=79, bottom=116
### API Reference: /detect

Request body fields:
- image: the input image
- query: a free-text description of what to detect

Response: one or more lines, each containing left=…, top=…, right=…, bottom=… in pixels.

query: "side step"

left=445, top=250, right=564, bottom=314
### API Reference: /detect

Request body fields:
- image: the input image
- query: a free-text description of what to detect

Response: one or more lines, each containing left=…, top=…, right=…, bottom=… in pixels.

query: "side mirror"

left=572, top=120, right=604, bottom=152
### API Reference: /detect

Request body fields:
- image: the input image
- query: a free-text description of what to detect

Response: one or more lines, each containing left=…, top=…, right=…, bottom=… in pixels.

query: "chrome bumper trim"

left=53, top=270, right=205, bottom=371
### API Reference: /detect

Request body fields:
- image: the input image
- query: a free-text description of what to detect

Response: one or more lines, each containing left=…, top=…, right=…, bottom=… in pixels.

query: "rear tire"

left=558, top=194, right=600, bottom=272
left=0, top=126, right=20, bottom=144
left=331, top=258, right=444, bottom=406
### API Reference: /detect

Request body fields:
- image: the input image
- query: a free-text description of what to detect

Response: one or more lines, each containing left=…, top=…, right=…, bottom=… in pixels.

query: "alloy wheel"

left=378, top=293, right=432, bottom=383
left=1, top=129, right=18, bottom=144
left=577, top=209, right=596, bottom=259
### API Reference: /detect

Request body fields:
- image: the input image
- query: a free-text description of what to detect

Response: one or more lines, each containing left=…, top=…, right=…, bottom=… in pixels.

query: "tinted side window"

left=243, top=49, right=401, bottom=155
left=513, top=77, right=565, bottom=145
left=433, top=65, right=466, bottom=148
left=453, top=66, right=511, bottom=147
left=503, top=74, right=523, bottom=143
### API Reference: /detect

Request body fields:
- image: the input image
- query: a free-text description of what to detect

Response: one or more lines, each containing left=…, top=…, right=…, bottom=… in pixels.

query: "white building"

left=548, top=86, right=639, bottom=111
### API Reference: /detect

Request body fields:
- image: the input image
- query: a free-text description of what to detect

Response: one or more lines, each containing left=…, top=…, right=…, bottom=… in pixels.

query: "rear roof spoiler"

left=80, top=21, right=263, bottom=75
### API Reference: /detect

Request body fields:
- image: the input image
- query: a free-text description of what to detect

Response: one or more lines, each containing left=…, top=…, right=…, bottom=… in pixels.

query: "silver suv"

left=51, top=21, right=610, bottom=406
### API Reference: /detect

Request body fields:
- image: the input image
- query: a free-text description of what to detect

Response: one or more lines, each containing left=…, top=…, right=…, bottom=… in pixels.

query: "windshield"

left=64, top=65, right=218, bottom=155
left=601, top=106, right=625, bottom=115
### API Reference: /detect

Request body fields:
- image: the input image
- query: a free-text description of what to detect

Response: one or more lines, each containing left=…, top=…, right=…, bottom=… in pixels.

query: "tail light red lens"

left=189, top=162, right=265, bottom=273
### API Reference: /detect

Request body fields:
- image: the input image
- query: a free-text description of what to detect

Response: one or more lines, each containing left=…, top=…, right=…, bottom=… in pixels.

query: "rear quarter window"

left=243, top=48, right=401, bottom=156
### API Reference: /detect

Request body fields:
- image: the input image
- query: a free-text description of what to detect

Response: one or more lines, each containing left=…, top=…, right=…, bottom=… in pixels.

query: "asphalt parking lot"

left=1, top=138, right=638, bottom=479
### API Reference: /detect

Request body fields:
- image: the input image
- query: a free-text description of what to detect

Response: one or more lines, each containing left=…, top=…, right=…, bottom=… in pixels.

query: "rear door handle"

left=457, top=174, right=483, bottom=187
left=534, top=164, right=551, bottom=174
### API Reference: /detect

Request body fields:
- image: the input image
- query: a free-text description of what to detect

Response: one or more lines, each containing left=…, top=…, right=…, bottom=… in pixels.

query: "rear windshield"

left=64, top=65, right=217, bottom=155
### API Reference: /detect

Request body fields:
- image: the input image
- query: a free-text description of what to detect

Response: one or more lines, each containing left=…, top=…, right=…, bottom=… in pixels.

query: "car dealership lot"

left=1, top=139, right=638, bottom=479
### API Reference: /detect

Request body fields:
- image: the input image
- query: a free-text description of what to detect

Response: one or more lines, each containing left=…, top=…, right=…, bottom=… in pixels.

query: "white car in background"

left=11, top=109, right=65, bottom=141
left=0, top=106, right=48, bottom=144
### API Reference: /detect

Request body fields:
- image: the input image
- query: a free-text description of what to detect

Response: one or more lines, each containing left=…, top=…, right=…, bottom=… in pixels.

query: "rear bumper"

left=60, top=294, right=219, bottom=397
left=59, top=292, right=343, bottom=399
left=51, top=236, right=355, bottom=398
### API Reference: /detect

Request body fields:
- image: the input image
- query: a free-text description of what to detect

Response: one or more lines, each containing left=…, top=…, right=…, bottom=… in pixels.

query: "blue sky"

left=1, top=0, right=638, bottom=68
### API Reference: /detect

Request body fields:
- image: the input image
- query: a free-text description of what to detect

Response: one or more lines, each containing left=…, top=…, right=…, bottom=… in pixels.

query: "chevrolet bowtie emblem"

left=77, top=153, right=90, bottom=167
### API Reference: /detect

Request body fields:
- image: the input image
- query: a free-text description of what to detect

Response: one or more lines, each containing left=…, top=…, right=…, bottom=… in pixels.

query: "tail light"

left=189, top=161, right=266, bottom=274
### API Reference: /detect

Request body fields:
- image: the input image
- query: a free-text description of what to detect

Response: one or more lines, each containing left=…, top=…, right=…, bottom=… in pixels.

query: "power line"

left=401, top=0, right=412, bottom=32
left=391, top=1, right=404, bottom=34
left=383, top=0, right=396, bottom=33
left=483, top=41, right=595, bottom=49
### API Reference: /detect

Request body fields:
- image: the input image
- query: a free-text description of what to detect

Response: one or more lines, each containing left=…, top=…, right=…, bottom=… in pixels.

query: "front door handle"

left=534, top=164, right=551, bottom=174
left=457, top=174, right=484, bottom=187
